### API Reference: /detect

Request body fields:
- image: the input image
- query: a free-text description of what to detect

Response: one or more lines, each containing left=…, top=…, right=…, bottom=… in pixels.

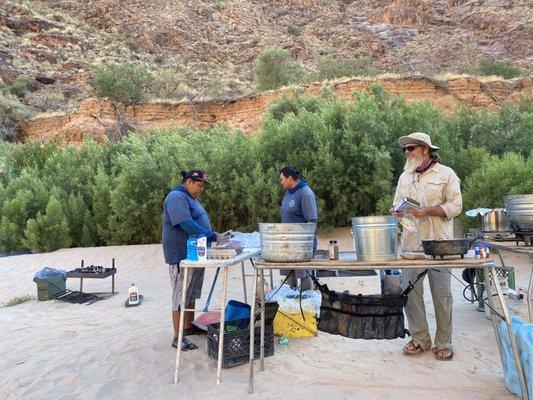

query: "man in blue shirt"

left=162, top=170, right=217, bottom=351
left=279, top=166, right=318, bottom=290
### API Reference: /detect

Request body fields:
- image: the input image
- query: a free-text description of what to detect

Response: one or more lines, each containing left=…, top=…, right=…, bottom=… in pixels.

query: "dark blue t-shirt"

left=161, top=186, right=212, bottom=264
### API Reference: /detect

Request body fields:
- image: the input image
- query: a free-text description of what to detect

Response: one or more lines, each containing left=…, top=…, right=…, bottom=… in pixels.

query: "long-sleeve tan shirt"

left=393, top=163, right=463, bottom=252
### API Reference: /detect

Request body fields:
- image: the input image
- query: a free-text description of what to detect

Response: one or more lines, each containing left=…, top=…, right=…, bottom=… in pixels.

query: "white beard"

left=403, top=155, right=424, bottom=173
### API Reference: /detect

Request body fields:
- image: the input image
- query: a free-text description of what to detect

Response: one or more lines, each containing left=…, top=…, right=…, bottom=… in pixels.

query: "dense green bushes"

left=0, top=87, right=531, bottom=253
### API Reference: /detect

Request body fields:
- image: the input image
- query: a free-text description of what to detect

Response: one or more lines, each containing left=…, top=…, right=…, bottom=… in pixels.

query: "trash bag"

left=265, top=284, right=321, bottom=315
left=33, top=267, right=66, bottom=282
left=229, top=231, right=261, bottom=248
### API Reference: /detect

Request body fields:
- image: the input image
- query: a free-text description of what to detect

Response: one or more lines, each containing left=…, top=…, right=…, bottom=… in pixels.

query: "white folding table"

left=174, top=248, right=261, bottom=385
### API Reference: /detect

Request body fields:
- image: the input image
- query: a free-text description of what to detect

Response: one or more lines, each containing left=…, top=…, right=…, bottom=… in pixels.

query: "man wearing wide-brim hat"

left=390, top=132, right=462, bottom=361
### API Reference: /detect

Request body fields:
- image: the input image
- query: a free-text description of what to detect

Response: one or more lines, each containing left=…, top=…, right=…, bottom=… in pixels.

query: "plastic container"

left=273, top=310, right=318, bottom=338
left=207, top=302, right=278, bottom=368
left=197, top=235, right=207, bottom=261
left=35, top=274, right=66, bottom=301
left=225, top=300, right=251, bottom=321
left=128, top=283, right=139, bottom=305
left=187, top=236, right=198, bottom=261
left=498, top=317, right=533, bottom=399
left=207, top=318, right=274, bottom=368
left=474, top=243, right=480, bottom=259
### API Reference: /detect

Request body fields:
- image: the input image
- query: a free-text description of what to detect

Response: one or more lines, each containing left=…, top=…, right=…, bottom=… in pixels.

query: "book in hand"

left=393, top=197, right=421, bottom=212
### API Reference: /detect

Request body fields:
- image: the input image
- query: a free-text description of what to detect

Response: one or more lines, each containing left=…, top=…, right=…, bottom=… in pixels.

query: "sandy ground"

left=0, top=228, right=531, bottom=400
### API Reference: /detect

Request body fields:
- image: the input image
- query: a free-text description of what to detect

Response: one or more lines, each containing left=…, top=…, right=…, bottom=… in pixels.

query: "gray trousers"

left=401, top=268, right=453, bottom=351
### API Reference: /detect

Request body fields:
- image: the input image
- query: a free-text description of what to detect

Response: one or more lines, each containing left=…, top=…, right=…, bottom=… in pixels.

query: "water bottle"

left=187, top=236, right=198, bottom=261
left=474, top=243, right=480, bottom=259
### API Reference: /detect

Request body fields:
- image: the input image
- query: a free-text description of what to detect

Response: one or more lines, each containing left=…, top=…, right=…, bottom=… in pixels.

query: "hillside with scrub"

left=1, top=0, right=532, bottom=142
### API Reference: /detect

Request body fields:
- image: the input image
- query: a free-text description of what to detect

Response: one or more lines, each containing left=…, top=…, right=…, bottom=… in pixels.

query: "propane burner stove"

left=467, top=229, right=515, bottom=242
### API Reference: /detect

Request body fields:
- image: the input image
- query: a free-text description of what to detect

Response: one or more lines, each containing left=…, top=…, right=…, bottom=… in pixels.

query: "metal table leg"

left=111, top=273, right=115, bottom=294
left=241, top=261, right=248, bottom=303
left=260, top=269, right=266, bottom=372
left=269, top=269, right=274, bottom=290
left=248, top=268, right=259, bottom=394
left=487, top=264, right=529, bottom=399
left=484, top=266, right=505, bottom=373
left=174, top=267, right=189, bottom=384
left=80, top=278, right=83, bottom=292
left=216, top=267, right=229, bottom=385
left=527, top=266, right=533, bottom=324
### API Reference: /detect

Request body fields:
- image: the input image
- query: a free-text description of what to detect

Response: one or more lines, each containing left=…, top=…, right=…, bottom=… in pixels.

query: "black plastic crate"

left=207, top=318, right=274, bottom=368
left=206, top=302, right=278, bottom=369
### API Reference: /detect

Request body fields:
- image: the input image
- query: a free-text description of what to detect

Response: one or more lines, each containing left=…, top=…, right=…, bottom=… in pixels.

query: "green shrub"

left=448, top=99, right=533, bottom=159
left=479, top=59, right=521, bottom=79
left=91, top=62, right=154, bottom=106
left=8, top=76, right=34, bottom=97
left=288, top=26, right=303, bottom=37
left=252, top=46, right=307, bottom=91
left=315, top=56, right=378, bottom=80
left=461, top=152, right=533, bottom=231
left=24, top=196, right=71, bottom=252
left=0, top=191, right=32, bottom=252
left=0, top=94, right=34, bottom=142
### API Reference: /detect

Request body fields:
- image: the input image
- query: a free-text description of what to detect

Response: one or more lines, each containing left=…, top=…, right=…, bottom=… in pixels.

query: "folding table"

left=174, top=248, right=261, bottom=385
left=248, top=254, right=523, bottom=397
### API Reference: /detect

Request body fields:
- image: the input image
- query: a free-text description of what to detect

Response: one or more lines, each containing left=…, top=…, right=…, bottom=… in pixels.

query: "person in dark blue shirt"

left=162, top=170, right=217, bottom=351
left=279, top=166, right=318, bottom=290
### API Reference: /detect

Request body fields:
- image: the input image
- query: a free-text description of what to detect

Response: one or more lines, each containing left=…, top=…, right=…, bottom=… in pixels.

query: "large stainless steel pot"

left=259, top=223, right=315, bottom=262
left=478, top=208, right=511, bottom=232
left=504, top=194, right=533, bottom=232
left=351, top=216, right=398, bottom=261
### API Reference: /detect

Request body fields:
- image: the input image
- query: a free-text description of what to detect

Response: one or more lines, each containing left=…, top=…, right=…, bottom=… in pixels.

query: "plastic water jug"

left=187, top=236, right=198, bottom=261
left=128, top=283, right=139, bottom=305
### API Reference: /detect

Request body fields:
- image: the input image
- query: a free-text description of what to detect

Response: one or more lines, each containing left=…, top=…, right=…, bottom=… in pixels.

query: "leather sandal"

left=435, top=348, right=454, bottom=361
left=171, top=336, right=199, bottom=351
left=403, top=340, right=427, bottom=355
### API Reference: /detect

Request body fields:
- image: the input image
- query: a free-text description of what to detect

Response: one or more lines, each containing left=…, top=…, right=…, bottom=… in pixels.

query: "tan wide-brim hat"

left=398, top=132, right=439, bottom=150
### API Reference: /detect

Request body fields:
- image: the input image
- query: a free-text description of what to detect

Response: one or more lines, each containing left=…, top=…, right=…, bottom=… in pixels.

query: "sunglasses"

left=402, top=145, right=420, bottom=152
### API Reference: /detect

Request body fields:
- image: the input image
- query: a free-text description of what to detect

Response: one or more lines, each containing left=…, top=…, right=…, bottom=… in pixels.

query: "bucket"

left=224, top=300, right=251, bottom=321
left=351, top=216, right=398, bottom=262
left=259, top=223, right=316, bottom=262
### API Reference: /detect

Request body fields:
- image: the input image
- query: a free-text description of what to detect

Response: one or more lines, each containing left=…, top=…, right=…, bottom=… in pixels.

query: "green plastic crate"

left=35, top=275, right=66, bottom=301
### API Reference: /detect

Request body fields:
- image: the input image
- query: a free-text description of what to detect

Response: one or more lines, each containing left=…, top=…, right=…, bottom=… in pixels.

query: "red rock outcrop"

left=21, top=76, right=532, bottom=143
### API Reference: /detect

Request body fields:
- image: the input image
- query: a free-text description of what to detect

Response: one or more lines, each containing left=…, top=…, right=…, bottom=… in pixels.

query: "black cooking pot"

left=421, top=238, right=474, bottom=259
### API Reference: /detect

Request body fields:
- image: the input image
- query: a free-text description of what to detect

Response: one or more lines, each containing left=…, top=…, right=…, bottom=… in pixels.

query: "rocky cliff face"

left=1, top=0, right=531, bottom=111
left=22, top=76, right=532, bottom=143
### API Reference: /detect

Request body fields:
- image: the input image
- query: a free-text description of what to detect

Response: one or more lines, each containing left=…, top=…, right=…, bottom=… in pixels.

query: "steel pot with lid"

left=504, top=194, right=533, bottom=233
left=478, top=208, right=511, bottom=232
